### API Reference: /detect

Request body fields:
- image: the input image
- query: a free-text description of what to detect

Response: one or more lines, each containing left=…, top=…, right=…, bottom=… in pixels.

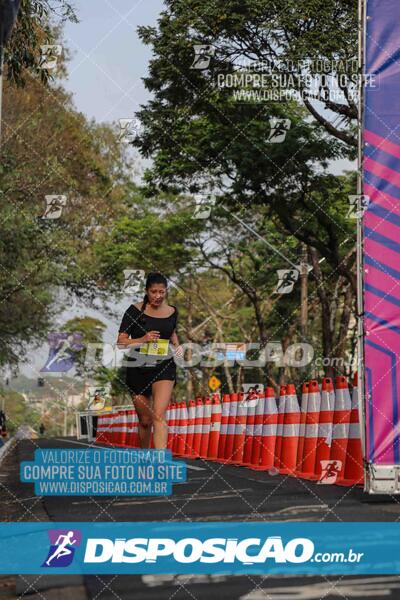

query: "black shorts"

left=125, top=358, right=177, bottom=398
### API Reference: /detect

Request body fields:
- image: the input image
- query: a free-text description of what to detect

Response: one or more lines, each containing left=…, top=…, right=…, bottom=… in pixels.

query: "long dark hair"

left=139, top=272, right=168, bottom=320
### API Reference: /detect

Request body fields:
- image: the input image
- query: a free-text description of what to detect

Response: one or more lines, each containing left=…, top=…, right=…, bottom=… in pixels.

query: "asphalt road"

left=2, top=436, right=400, bottom=600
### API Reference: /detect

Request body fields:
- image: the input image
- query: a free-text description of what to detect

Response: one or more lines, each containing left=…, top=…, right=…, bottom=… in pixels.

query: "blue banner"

left=0, top=522, right=400, bottom=574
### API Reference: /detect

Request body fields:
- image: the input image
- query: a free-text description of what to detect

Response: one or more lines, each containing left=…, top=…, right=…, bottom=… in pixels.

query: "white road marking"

left=71, top=488, right=253, bottom=506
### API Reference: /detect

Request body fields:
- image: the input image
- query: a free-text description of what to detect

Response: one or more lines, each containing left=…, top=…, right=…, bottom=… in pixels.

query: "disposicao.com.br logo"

left=82, top=536, right=364, bottom=565
left=42, top=529, right=82, bottom=567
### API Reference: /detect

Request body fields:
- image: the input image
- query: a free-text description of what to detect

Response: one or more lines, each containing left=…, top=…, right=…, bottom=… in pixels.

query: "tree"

left=138, top=0, right=358, bottom=148
left=61, top=316, right=106, bottom=378
left=3, top=0, right=78, bottom=86
left=0, top=52, right=131, bottom=366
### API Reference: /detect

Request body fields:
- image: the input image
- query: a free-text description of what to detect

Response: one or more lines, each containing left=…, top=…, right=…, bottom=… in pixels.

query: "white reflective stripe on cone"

left=193, top=425, right=203, bottom=434
left=261, top=424, right=278, bottom=436
left=318, top=423, right=333, bottom=439
left=255, top=396, right=265, bottom=415
left=276, top=396, right=285, bottom=437
left=245, top=422, right=255, bottom=436
left=221, top=402, right=230, bottom=417
left=307, top=390, right=321, bottom=413
left=203, top=403, right=212, bottom=419
left=227, top=424, right=237, bottom=434
left=320, top=390, right=334, bottom=412
left=254, top=423, right=263, bottom=436
left=334, top=388, right=351, bottom=411
left=170, top=414, right=176, bottom=434
left=188, top=405, right=196, bottom=434
left=299, top=401, right=308, bottom=438
left=182, top=405, right=189, bottom=424
left=284, top=394, right=300, bottom=413
left=210, top=421, right=221, bottom=432
left=304, top=423, right=319, bottom=438
left=349, top=422, right=361, bottom=438
left=174, top=425, right=187, bottom=434
left=332, top=422, right=350, bottom=438
left=282, top=424, right=300, bottom=436
left=220, top=422, right=228, bottom=434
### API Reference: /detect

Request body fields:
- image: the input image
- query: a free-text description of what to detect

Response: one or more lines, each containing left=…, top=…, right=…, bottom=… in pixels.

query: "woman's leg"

left=151, top=380, right=175, bottom=449
left=132, top=394, right=153, bottom=448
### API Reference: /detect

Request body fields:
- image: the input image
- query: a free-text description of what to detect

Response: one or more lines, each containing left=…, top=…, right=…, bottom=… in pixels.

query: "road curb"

left=0, top=435, right=16, bottom=467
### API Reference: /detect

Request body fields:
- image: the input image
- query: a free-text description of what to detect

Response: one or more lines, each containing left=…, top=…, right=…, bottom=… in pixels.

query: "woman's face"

left=147, top=283, right=167, bottom=306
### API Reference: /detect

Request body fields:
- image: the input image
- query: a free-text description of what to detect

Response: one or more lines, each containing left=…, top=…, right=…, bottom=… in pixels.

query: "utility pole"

left=299, top=244, right=308, bottom=339
left=0, top=0, right=22, bottom=147
left=0, top=45, right=3, bottom=147
left=186, top=275, right=193, bottom=401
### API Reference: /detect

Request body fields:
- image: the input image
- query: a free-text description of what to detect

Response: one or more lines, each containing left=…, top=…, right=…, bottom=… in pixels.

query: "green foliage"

left=0, top=51, right=131, bottom=366
left=4, top=0, right=78, bottom=86
left=0, top=389, right=41, bottom=435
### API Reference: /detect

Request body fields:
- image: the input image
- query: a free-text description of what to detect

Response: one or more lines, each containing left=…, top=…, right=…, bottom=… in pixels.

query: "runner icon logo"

left=42, top=529, right=82, bottom=567
left=318, top=460, right=343, bottom=485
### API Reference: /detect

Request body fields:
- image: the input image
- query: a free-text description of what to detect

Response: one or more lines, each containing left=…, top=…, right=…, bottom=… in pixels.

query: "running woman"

left=117, top=272, right=182, bottom=449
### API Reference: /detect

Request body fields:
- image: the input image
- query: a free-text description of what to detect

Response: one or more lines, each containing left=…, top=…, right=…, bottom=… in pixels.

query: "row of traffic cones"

left=95, top=376, right=364, bottom=487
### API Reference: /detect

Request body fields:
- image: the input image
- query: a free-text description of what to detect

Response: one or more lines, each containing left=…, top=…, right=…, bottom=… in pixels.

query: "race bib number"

left=140, top=339, right=170, bottom=356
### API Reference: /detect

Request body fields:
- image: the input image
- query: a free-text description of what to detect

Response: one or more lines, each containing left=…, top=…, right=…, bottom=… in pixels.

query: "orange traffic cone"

left=104, top=410, right=116, bottom=446
left=252, top=387, right=278, bottom=471
left=273, top=386, right=287, bottom=471
left=220, top=393, right=239, bottom=462
left=208, top=394, right=222, bottom=459
left=176, top=401, right=189, bottom=456
left=169, top=403, right=177, bottom=453
left=242, top=392, right=257, bottom=465
left=315, top=378, right=334, bottom=480
left=247, top=390, right=265, bottom=467
left=217, top=394, right=232, bottom=460
left=182, top=399, right=196, bottom=457
left=328, top=376, right=351, bottom=483
left=125, top=408, right=136, bottom=447
left=166, top=404, right=173, bottom=450
left=199, top=397, right=212, bottom=458
left=230, top=393, right=248, bottom=464
left=296, top=380, right=321, bottom=480
left=192, top=397, right=204, bottom=458
left=337, top=373, right=364, bottom=486
left=95, top=414, right=109, bottom=444
left=113, top=409, right=128, bottom=447
left=279, top=383, right=301, bottom=475
left=295, top=382, right=309, bottom=473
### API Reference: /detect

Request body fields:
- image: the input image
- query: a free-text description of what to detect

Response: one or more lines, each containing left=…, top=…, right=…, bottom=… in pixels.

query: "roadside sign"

left=208, top=375, right=221, bottom=392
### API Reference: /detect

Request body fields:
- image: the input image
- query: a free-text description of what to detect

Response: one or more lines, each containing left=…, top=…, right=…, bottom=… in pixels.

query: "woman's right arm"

left=117, top=332, right=144, bottom=349
left=117, top=331, right=161, bottom=349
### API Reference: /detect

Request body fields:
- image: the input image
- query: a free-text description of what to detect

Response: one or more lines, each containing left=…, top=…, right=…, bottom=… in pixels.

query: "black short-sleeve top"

left=118, top=304, right=178, bottom=340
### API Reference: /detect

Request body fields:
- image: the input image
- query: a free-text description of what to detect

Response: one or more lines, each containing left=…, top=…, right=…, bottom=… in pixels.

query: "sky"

left=62, top=0, right=165, bottom=123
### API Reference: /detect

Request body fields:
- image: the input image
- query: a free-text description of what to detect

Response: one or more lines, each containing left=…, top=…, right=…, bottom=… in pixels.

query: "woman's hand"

left=141, top=331, right=160, bottom=343
left=173, top=344, right=184, bottom=359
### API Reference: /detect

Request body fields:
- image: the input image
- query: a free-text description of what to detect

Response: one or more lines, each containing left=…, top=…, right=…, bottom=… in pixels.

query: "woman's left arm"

left=170, top=331, right=179, bottom=347
left=170, top=331, right=183, bottom=358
